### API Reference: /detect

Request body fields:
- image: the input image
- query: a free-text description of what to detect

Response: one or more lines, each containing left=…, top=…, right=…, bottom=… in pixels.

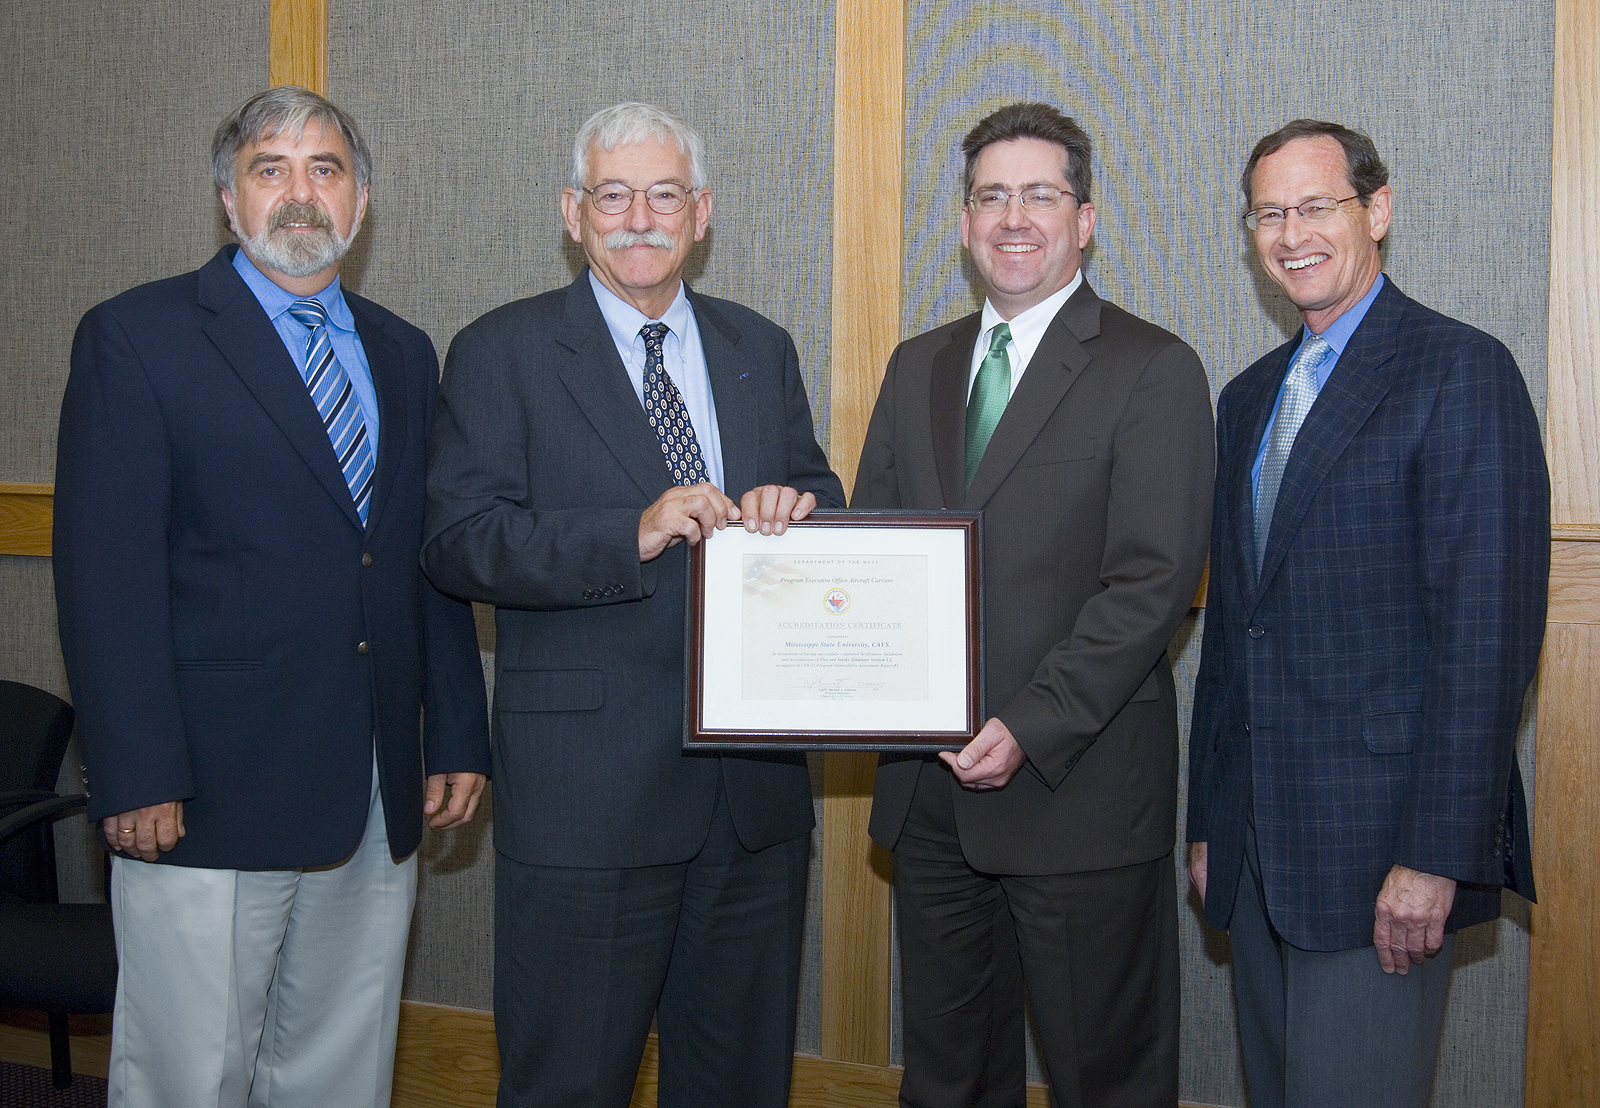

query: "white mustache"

left=605, top=229, right=674, bottom=249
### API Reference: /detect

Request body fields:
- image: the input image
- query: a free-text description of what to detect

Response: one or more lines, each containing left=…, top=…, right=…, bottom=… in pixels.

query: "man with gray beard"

left=422, top=101, right=843, bottom=1108
left=54, top=85, right=489, bottom=1108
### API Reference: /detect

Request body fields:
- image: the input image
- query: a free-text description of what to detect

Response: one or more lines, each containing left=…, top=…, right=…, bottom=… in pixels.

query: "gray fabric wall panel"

left=1, top=4, right=266, bottom=907
left=329, top=0, right=837, bottom=447
left=903, top=2, right=1551, bottom=1106
left=330, top=0, right=837, bottom=1053
left=1, top=3, right=267, bottom=482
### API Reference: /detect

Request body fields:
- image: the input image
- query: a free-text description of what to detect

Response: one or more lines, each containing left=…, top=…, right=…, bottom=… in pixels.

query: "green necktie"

left=965, top=322, right=1012, bottom=489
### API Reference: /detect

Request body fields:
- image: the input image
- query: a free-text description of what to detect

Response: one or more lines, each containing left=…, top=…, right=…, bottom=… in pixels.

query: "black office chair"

left=0, top=679, right=118, bottom=1090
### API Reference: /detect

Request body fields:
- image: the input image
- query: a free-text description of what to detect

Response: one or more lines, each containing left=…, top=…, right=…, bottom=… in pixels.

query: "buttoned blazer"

left=854, top=281, right=1215, bottom=874
left=1187, top=278, right=1547, bottom=951
left=54, top=246, right=491, bottom=870
left=421, top=273, right=845, bottom=868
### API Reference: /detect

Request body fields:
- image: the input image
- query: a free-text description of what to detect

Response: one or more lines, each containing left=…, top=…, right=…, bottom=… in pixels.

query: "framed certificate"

left=685, top=509, right=983, bottom=750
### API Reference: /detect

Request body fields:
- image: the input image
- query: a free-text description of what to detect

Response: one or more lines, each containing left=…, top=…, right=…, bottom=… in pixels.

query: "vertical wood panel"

left=1529, top=0, right=1600, bottom=1103
left=0, top=483, right=53, bottom=556
left=269, top=0, right=328, bottom=95
left=1528, top=622, right=1600, bottom=1105
left=820, top=0, right=905, bottom=1070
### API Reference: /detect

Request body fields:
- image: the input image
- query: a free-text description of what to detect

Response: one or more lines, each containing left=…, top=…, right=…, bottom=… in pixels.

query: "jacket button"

left=357, top=641, right=370, bottom=655
left=1248, top=624, right=1264, bottom=638
left=362, top=553, right=373, bottom=567
left=582, top=589, right=593, bottom=599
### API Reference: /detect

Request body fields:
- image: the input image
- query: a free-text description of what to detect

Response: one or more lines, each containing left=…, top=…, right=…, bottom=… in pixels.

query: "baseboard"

left=1, top=1001, right=1204, bottom=1107
left=0, top=1008, right=111, bottom=1078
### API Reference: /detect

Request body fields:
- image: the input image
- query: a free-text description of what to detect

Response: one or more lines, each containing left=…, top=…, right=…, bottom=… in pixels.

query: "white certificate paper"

left=691, top=514, right=979, bottom=746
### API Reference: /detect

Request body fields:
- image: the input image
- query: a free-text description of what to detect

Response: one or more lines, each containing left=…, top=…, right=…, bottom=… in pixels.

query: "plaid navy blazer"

left=1187, top=277, right=1548, bottom=952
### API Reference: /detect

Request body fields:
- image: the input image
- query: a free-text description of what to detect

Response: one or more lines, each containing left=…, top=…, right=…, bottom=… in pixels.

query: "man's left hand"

left=939, top=717, right=1025, bottom=790
left=1373, top=863, right=1456, bottom=974
left=733, top=485, right=816, bottom=535
left=424, top=772, right=487, bottom=829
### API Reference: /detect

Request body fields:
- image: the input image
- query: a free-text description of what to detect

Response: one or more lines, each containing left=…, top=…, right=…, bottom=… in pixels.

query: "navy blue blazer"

left=421, top=273, right=844, bottom=868
left=1187, top=278, right=1547, bottom=951
left=54, top=246, right=490, bottom=870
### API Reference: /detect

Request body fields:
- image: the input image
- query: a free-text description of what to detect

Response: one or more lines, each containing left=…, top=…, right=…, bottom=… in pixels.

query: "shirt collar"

left=231, top=246, right=355, bottom=332
left=589, top=270, right=691, bottom=349
left=1306, top=272, right=1385, bottom=357
left=978, top=267, right=1083, bottom=351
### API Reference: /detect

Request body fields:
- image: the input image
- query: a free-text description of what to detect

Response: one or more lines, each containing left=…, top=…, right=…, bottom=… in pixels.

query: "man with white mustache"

left=422, top=101, right=843, bottom=1108
left=54, top=85, right=490, bottom=1108
left=1186, top=119, right=1548, bottom=1108
left=852, top=101, right=1214, bottom=1107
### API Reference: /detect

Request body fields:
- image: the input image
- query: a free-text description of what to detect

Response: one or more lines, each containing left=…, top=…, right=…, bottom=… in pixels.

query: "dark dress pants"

left=894, top=760, right=1179, bottom=1108
left=493, top=780, right=808, bottom=1108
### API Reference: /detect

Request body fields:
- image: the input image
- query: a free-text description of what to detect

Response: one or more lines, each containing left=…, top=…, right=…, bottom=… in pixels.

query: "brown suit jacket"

left=854, top=280, right=1214, bottom=874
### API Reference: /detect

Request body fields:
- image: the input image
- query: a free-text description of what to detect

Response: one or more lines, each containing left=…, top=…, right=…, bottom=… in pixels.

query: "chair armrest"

left=0, top=794, right=90, bottom=846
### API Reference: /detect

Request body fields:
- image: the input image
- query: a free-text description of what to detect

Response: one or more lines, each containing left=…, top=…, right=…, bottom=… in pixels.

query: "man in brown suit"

left=853, top=102, right=1214, bottom=1107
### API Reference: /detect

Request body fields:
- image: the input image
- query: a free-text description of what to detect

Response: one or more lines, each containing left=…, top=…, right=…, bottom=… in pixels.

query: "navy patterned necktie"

left=1254, top=333, right=1331, bottom=569
left=287, top=298, right=375, bottom=523
left=640, top=322, right=709, bottom=485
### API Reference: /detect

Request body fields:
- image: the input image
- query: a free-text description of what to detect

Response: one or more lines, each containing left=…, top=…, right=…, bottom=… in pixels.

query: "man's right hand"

left=1188, top=841, right=1208, bottom=903
left=638, top=483, right=736, bottom=561
left=103, top=801, right=185, bottom=861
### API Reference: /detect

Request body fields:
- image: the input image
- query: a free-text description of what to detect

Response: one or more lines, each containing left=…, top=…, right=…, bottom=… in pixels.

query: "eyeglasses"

left=966, top=185, right=1076, bottom=214
left=1244, top=195, right=1361, bottom=231
left=583, top=181, right=692, bottom=216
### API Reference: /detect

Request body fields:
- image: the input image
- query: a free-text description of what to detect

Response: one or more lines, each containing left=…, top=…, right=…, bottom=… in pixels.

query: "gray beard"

left=237, top=202, right=360, bottom=279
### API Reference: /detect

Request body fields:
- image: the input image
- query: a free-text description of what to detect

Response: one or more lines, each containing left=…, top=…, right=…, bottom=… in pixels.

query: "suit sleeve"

left=849, top=345, right=904, bottom=509
left=776, top=328, right=847, bottom=508
left=411, top=336, right=492, bottom=777
left=1001, top=341, right=1216, bottom=788
left=1402, top=338, right=1547, bottom=882
left=421, top=320, right=655, bottom=609
left=54, top=305, right=196, bottom=821
left=1185, top=382, right=1241, bottom=843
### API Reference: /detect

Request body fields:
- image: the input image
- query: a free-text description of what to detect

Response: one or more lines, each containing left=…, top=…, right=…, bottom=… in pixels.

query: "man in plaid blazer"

left=1186, top=120, right=1547, bottom=1108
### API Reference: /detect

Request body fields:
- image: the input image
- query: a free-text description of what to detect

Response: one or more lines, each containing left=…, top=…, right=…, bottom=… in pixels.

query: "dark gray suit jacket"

left=854, top=281, right=1214, bottom=874
left=422, top=273, right=844, bottom=868
left=1187, top=278, right=1546, bottom=951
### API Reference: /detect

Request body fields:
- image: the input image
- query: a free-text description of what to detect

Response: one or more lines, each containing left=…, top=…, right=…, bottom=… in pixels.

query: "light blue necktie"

left=965, top=322, right=1012, bottom=489
left=1254, top=333, right=1331, bottom=569
left=287, top=298, right=375, bottom=523
left=640, top=322, right=709, bottom=485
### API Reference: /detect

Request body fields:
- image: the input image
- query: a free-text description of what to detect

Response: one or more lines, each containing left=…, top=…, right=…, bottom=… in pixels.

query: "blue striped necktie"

left=287, top=298, right=375, bottom=523
left=640, top=322, right=709, bottom=485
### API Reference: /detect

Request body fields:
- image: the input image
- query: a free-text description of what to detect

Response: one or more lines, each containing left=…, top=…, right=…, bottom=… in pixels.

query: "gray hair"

left=213, top=86, right=373, bottom=194
left=570, top=102, right=706, bottom=191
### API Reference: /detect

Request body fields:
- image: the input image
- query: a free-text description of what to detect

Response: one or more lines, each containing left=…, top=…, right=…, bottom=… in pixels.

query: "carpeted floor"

left=0, top=1061, right=108, bottom=1108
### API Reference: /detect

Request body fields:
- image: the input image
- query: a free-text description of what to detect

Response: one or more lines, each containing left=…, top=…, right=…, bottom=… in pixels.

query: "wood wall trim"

left=1529, top=0, right=1600, bottom=1102
left=269, top=0, right=328, bottom=95
left=820, top=0, right=904, bottom=1070
left=0, top=482, right=53, bottom=557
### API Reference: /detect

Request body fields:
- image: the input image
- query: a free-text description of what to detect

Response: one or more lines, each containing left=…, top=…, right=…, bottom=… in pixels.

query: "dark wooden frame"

left=685, top=509, right=983, bottom=751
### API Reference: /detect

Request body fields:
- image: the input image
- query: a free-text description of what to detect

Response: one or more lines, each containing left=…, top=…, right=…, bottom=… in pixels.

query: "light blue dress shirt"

left=589, top=271, right=726, bottom=491
left=233, top=248, right=380, bottom=463
left=1251, top=274, right=1385, bottom=500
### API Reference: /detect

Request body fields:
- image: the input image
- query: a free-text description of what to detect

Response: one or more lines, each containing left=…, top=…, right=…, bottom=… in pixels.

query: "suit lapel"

left=1229, top=340, right=1292, bottom=600
left=962, top=283, right=1095, bottom=508
left=554, top=276, right=675, bottom=502
left=348, top=298, right=408, bottom=534
left=197, top=250, right=366, bottom=529
left=1255, top=283, right=1403, bottom=594
left=931, top=316, right=980, bottom=509
left=692, top=292, right=759, bottom=496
